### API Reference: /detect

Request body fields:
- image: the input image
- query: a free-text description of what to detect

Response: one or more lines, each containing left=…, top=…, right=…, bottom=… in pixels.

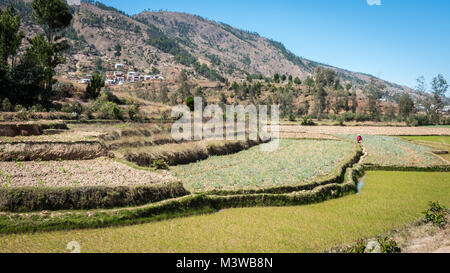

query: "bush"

left=346, top=239, right=366, bottom=253
left=423, top=201, right=448, bottom=228
left=127, top=104, right=140, bottom=121
left=52, top=82, right=73, bottom=99
left=355, top=112, right=371, bottom=122
left=406, top=114, right=432, bottom=127
left=99, top=101, right=123, bottom=120
left=337, top=116, right=345, bottom=126
left=439, top=116, right=450, bottom=125
left=342, top=112, right=356, bottom=122
left=152, top=159, right=170, bottom=170
left=30, top=104, right=45, bottom=112
left=288, top=113, right=296, bottom=122
left=14, top=104, right=24, bottom=112
left=301, top=116, right=316, bottom=126
left=377, top=237, right=401, bottom=253
left=1, top=98, right=13, bottom=112
left=0, top=182, right=189, bottom=212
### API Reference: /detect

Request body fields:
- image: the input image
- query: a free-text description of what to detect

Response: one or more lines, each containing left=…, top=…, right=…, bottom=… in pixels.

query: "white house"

left=115, top=63, right=124, bottom=69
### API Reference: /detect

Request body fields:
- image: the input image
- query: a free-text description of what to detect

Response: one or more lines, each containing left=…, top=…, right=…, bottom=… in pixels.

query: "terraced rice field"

left=171, top=139, right=357, bottom=192
left=1, top=171, right=448, bottom=253
left=338, top=135, right=446, bottom=167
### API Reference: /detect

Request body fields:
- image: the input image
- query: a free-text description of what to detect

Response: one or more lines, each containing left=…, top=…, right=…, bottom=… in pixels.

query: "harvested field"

left=0, top=158, right=175, bottom=188
left=339, top=135, right=446, bottom=167
left=0, top=141, right=107, bottom=161
left=280, top=125, right=450, bottom=136
left=172, top=139, right=358, bottom=192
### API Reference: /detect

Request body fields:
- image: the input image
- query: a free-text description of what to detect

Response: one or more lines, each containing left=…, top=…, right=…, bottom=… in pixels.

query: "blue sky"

left=98, top=0, right=449, bottom=92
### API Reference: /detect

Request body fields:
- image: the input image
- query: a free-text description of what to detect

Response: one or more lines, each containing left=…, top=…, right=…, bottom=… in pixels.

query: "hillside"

left=3, top=0, right=421, bottom=101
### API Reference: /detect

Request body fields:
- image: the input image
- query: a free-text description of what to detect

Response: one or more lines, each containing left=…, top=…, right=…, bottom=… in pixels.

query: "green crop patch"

left=401, top=135, right=450, bottom=145
left=171, top=139, right=358, bottom=192
left=339, top=135, right=446, bottom=167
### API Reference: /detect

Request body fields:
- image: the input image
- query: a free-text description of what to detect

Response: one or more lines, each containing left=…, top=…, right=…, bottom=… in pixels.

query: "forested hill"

left=3, top=0, right=420, bottom=100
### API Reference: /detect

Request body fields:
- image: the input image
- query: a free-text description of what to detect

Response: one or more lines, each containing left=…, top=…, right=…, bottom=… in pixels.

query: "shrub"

left=1, top=98, right=13, bottom=112
left=99, top=101, right=122, bottom=120
left=288, top=113, right=296, bottom=122
left=337, top=115, right=345, bottom=126
left=406, top=114, right=432, bottom=127
left=301, top=116, right=315, bottom=126
left=186, top=96, right=195, bottom=111
left=342, top=112, right=355, bottom=122
left=14, top=104, right=24, bottom=112
left=127, top=104, right=140, bottom=121
left=377, top=237, right=401, bottom=253
left=0, top=182, right=189, bottom=212
left=346, top=239, right=366, bottom=253
left=423, top=201, right=448, bottom=228
left=152, top=159, right=170, bottom=170
left=52, top=82, right=73, bottom=99
left=30, top=104, right=45, bottom=112
left=355, top=112, right=371, bottom=122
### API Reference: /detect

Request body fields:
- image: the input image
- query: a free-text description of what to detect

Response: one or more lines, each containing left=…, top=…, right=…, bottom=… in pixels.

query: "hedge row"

left=0, top=182, right=189, bottom=212
left=362, top=164, right=450, bottom=172
left=125, top=139, right=265, bottom=167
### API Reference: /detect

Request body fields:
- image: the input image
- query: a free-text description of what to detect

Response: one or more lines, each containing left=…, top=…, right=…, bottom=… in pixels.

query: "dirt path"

left=393, top=217, right=450, bottom=253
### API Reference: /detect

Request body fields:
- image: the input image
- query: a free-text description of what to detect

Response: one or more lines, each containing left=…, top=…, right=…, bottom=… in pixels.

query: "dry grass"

left=0, top=171, right=448, bottom=253
left=392, top=216, right=450, bottom=253
left=0, top=141, right=107, bottom=161
left=0, top=158, right=175, bottom=188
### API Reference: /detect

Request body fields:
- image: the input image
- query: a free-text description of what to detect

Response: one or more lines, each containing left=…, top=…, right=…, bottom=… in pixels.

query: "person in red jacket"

left=357, top=134, right=362, bottom=143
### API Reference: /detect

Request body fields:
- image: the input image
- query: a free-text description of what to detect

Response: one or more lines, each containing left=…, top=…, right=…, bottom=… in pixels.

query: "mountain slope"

left=4, top=0, right=420, bottom=100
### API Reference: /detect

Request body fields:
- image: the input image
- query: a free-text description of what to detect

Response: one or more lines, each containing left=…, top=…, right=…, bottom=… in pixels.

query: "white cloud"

left=367, top=0, right=381, bottom=6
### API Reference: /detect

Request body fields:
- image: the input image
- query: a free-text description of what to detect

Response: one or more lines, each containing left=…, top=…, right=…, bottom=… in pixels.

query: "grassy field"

left=401, top=135, right=450, bottom=145
left=1, top=171, right=449, bottom=253
left=171, top=139, right=356, bottom=192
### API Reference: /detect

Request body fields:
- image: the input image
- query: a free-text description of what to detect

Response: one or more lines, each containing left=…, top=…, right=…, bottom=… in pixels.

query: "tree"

left=398, top=93, right=415, bottom=120
left=158, top=84, right=169, bottom=104
left=313, top=82, right=327, bottom=119
left=26, top=34, right=67, bottom=93
left=294, top=77, right=301, bottom=85
left=281, top=74, right=287, bottom=82
left=186, top=96, right=194, bottom=111
left=114, top=43, right=122, bottom=57
left=273, top=73, right=280, bottom=83
left=0, top=6, right=24, bottom=67
left=32, top=0, right=72, bottom=43
left=85, top=74, right=105, bottom=99
left=430, top=74, right=448, bottom=123
left=288, top=75, right=293, bottom=82
left=364, top=77, right=385, bottom=121
left=351, top=90, right=358, bottom=113
left=304, top=76, right=314, bottom=93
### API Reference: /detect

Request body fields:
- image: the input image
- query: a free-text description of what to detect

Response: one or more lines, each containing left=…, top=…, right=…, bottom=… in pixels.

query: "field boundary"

left=0, top=182, right=189, bottom=213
